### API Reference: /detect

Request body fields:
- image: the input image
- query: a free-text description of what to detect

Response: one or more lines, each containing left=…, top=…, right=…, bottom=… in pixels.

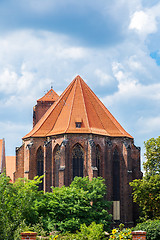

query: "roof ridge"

left=79, top=78, right=92, bottom=131
left=65, top=78, right=78, bottom=132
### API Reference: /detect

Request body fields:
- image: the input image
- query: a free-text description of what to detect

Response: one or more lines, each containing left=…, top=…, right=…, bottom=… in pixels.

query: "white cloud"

left=0, top=0, right=160, bottom=159
left=129, top=2, right=160, bottom=37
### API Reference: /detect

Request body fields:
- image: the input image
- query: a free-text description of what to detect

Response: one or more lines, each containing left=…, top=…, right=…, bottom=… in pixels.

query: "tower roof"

left=23, top=75, right=133, bottom=139
left=37, top=88, right=59, bottom=102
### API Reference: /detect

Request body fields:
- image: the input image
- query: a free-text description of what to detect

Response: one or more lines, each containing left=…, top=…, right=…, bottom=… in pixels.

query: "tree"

left=130, top=175, right=160, bottom=220
left=36, top=177, right=112, bottom=233
left=144, top=136, right=160, bottom=177
left=130, top=136, right=160, bottom=221
left=0, top=173, right=43, bottom=240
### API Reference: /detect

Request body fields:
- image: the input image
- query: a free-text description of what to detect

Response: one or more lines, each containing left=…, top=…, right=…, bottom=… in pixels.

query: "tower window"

left=75, top=122, right=81, bottom=128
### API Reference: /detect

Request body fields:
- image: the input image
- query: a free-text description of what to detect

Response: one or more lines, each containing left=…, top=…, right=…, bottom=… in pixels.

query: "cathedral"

left=14, top=75, right=142, bottom=225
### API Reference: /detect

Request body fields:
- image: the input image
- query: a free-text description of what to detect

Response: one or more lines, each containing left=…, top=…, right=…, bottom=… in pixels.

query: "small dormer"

left=75, top=117, right=82, bottom=128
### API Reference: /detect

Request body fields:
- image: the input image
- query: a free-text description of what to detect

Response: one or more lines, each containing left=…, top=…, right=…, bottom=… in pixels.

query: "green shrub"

left=0, top=174, right=111, bottom=238
left=133, top=220, right=160, bottom=240
left=39, top=177, right=112, bottom=233
left=53, top=222, right=105, bottom=240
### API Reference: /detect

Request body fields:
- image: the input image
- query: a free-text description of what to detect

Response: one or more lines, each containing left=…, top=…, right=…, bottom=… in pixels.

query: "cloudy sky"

left=1, top=0, right=160, bottom=168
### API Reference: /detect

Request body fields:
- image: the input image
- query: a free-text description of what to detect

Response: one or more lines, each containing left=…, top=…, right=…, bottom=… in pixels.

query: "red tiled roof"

left=37, top=88, right=59, bottom=102
left=6, top=156, right=16, bottom=182
left=23, top=75, right=133, bottom=139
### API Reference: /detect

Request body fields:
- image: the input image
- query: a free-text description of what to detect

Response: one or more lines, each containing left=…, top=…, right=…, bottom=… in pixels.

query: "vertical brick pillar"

left=21, top=232, right=37, bottom=240
left=132, top=231, right=146, bottom=240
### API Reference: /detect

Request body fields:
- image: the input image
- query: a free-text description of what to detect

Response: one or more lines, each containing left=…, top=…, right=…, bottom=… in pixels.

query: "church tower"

left=33, top=88, right=59, bottom=127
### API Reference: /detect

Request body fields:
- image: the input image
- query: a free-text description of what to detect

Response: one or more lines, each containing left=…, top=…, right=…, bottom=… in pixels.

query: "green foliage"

left=75, top=222, right=105, bottom=240
left=130, top=136, right=160, bottom=221
left=52, top=222, right=105, bottom=240
left=144, top=136, right=160, bottom=177
left=38, top=177, right=112, bottom=233
left=130, top=175, right=160, bottom=220
left=133, top=220, right=160, bottom=240
left=0, top=174, right=111, bottom=239
left=0, top=173, right=43, bottom=240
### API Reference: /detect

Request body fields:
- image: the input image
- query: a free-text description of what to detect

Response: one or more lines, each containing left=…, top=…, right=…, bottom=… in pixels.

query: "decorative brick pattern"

left=132, top=231, right=146, bottom=240
left=21, top=232, right=37, bottom=240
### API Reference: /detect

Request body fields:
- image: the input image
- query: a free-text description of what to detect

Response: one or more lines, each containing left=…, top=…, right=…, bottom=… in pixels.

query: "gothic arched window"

left=54, top=145, right=60, bottom=187
left=96, top=145, right=101, bottom=176
left=72, top=144, right=84, bottom=179
left=113, top=148, right=120, bottom=201
left=37, top=147, right=44, bottom=191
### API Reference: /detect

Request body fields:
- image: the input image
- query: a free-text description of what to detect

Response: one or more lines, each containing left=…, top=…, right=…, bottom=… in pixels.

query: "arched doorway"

left=72, top=144, right=84, bottom=179
left=37, top=146, right=44, bottom=191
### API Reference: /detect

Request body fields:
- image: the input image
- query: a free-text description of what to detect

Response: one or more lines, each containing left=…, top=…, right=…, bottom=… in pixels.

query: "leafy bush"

left=37, top=177, right=112, bottom=233
left=133, top=220, right=160, bottom=240
left=52, top=222, right=105, bottom=240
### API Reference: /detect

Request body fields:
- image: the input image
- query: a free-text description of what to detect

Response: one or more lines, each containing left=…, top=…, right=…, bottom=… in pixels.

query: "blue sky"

left=1, top=0, right=160, bottom=168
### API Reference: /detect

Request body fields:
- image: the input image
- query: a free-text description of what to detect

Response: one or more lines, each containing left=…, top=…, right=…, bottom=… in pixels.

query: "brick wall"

left=33, top=101, right=54, bottom=127
left=14, top=144, right=24, bottom=180
left=16, top=133, right=141, bottom=226
left=21, top=232, right=37, bottom=240
left=132, top=231, right=146, bottom=240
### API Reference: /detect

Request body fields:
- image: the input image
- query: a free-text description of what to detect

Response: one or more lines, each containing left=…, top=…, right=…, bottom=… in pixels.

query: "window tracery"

left=72, top=144, right=84, bottom=179
left=37, top=147, right=44, bottom=191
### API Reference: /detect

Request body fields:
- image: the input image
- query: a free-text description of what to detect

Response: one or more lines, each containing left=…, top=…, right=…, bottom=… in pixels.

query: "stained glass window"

left=72, top=144, right=84, bottom=179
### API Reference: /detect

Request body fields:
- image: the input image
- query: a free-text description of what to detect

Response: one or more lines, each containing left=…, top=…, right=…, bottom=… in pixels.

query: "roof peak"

left=37, top=88, right=59, bottom=102
left=74, top=75, right=84, bottom=80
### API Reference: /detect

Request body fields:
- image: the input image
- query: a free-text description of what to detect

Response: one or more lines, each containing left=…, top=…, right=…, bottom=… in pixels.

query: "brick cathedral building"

left=15, top=75, right=142, bottom=225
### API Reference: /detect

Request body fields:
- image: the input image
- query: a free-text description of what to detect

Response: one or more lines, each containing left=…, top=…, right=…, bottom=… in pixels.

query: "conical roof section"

left=23, top=75, right=133, bottom=139
left=37, top=88, right=59, bottom=102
